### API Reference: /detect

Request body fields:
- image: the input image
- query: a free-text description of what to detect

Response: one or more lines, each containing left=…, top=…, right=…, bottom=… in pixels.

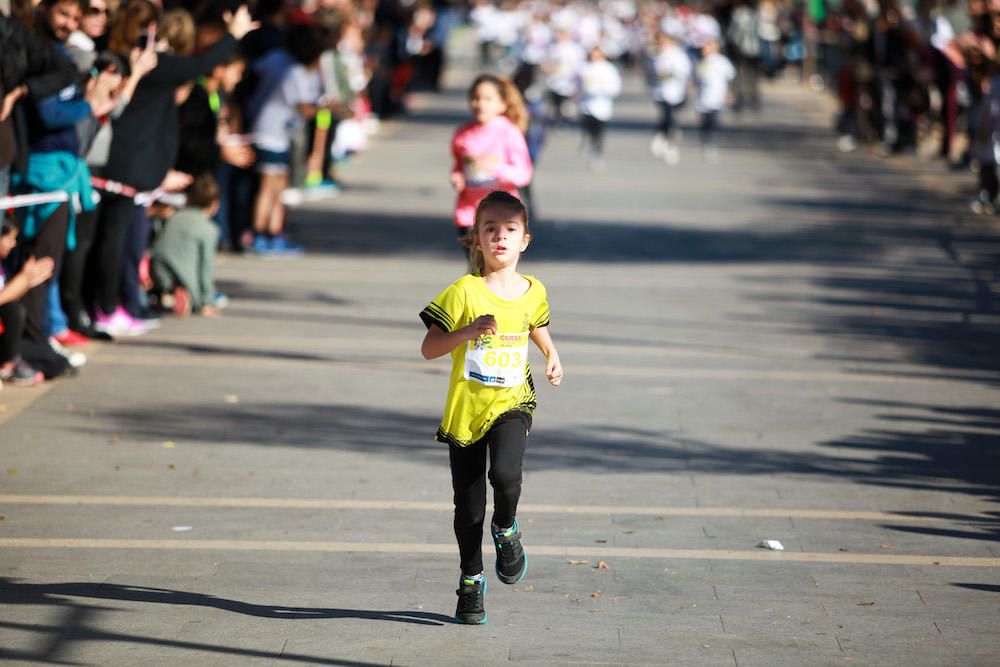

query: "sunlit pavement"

left=1, top=32, right=998, bottom=666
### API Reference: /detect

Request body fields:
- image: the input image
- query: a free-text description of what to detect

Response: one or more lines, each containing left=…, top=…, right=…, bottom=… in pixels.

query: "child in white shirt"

left=577, top=46, right=622, bottom=170
left=694, top=37, right=735, bottom=161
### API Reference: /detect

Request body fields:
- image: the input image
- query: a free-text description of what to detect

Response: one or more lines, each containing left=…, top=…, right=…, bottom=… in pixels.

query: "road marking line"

left=0, top=495, right=987, bottom=522
left=1, top=538, right=995, bottom=567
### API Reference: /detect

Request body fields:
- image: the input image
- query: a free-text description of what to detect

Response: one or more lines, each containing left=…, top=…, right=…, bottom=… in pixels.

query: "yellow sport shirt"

left=420, top=273, right=551, bottom=447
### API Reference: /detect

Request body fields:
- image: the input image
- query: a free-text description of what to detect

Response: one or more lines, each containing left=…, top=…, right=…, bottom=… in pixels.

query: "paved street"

left=2, top=33, right=999, bottom=666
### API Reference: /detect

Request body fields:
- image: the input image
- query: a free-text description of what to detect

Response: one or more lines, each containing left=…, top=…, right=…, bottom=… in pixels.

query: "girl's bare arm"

left=421, top=315, right=497, bottom=360
left=529, top=326, right=563, bottom=386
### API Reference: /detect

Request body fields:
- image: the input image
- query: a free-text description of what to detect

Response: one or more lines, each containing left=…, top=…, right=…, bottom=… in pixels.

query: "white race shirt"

left=695, top=53, right=735, bottom=113
left=652, top=45, right=692, bottom=106
left=544, top=40, right=587, bottom=97
left=577, top=60, right=622, bottom=121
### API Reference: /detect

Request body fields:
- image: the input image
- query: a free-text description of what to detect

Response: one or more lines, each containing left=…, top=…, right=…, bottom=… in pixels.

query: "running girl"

left=419, top=191, right=563, bottom=625
left=449, top=75, right=532, bottom=248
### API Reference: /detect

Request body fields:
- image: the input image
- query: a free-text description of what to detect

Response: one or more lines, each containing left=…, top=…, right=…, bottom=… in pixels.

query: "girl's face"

left=0, top=229, right=18, bottom=260
left=475, top=207, right=529, bottom=269
left=470, top=82, right=507, bottom=125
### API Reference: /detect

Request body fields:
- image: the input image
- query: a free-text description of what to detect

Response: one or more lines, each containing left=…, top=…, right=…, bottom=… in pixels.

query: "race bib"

left=463, top=154, right=500, bottom=188
left=464, top=332, right=529, bottom=387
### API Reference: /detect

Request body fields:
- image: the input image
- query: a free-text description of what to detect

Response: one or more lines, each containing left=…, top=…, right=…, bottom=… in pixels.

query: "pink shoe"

left=94, top=307, right=149, bottom=337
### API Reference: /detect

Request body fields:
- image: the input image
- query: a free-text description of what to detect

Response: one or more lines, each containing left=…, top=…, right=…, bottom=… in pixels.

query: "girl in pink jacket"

left=450, top=74, right=533, bottom=246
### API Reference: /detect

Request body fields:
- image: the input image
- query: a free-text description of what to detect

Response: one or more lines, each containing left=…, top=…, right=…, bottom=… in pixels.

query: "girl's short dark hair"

left=185, top=174, right=220, bottom=209
left=286, top=23, right=329, bottom=65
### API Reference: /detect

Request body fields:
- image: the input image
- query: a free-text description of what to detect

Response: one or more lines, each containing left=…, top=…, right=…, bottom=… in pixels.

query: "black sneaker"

left=0, top=358, right=44, bottom=386
left=454, top=576, right=487, bottom=625
left=492, top=520, right=527, bottom=584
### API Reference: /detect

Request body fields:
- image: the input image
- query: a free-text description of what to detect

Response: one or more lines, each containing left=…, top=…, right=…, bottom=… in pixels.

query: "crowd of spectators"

left=702, top=0, right=992, bottom=213
left=0, top=0, right=986, bottom=392
left=0, top=0, right=460, bottom=389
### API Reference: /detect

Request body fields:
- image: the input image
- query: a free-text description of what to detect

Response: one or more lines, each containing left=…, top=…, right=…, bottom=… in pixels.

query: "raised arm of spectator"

left=117, top=31, right=159, bottom=108
left=141, top=6, right=256, bottom=88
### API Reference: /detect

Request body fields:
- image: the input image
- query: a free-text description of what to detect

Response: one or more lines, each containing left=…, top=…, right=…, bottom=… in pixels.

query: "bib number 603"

left=484, top=351, right=522, bottom=368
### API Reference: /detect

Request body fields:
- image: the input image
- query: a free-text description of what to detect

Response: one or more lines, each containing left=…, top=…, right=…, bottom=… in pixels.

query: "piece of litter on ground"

left=224, top=395, right=239, bottom=404
left=590, top=608, right=601, bottom=613
left=568, top=560, right=589, bottom=565
left=756, top=539, right=784, bottom=551
left=857, top=601, right=876, bottom=607
left=162, top=441, right=175, bottom=448
left=595, top=561, right=610, bottom=569
left=171, top=526, right=193, bottom=532
left=6, top=468, right=18, bottom=475
left=591, top=591, right=602, bottom=598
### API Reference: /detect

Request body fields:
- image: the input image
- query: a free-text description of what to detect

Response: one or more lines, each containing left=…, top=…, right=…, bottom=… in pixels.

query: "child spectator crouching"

left=0, top=218, right=55, bottom=387
left=149, top=175, right=224, bottom=317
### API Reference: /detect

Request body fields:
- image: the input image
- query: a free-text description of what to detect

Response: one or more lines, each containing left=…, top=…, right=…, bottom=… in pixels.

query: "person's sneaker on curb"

left=48, top=337, right=87, bottom=369
left=52, top=328, right=90, bottom=347
left=0, top=358, right=44, bottom=386
left=251, top=234, right=274, bottom=255
left=454, top=574, right=487, bottom=625
left=492, top=520, right=527, bottom=584
left=173, top=286, right=192, bottom=317
left=213, top=292, right=229, bottom=310
left=270, top=235, right=303, bottom=256
left=94, top=307, right=149, bottom=337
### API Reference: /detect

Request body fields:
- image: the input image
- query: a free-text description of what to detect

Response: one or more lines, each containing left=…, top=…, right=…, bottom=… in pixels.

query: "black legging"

left=657, top=100, right=678, bottom=136
left=59, top=208, right=98, bottom=332
left=979, top=165, right=999, bottom=203
left=93, top=193, right=141, bottom=316
left=700, top=111, right=720, bottom=146
left=19, top=202, right=68, bottom=344
left=580, top=114, right=605, bottom=156
left=121, top=208, right=151, bottom=316
left=0, top=300, right=25, bottom=365
left=448, top=411, right=531, bottom=576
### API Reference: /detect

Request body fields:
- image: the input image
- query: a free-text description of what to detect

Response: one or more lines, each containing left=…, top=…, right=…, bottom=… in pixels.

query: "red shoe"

left=52, top=329, right=91, bottom=347
left=173, top=287, right=192, bottom=317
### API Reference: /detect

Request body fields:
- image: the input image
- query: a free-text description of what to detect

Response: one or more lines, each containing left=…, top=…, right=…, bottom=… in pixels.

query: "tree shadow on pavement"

left=95, top=401, right=1000, bottom=526
left=291, top=205, right=934, bottom=266
left=0, top=577, right=453, bottom=665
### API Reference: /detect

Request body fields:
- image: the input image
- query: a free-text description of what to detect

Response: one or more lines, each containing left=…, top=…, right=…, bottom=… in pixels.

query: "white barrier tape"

left=91, top=180, right=185, bottom=208
left=0, top=192, right=70, bottom=210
